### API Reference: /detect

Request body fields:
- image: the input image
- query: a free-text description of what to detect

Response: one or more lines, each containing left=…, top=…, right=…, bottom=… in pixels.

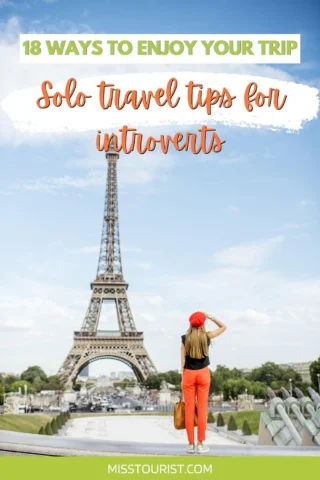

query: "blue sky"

left=0, top=0, right=319, bottom=378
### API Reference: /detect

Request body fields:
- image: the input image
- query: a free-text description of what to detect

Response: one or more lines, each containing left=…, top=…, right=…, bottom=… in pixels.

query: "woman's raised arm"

left=204, top=312, right=227, bottom=339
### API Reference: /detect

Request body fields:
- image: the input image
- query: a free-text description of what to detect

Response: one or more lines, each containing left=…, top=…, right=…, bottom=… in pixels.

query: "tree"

left=144, top=373, right=167, bottom=390
left=210, top=365, right=234, bottom=395
left=231, top=368, right=243, bottom=379
left=242, top=420, right=252, bottom=436
left=45, top=423, right=53, bottom=435
left=33, top=376, right=44, bottom=392
left=164, top=370, right=181, bottom=386
left=0, top=386, right=5, bottom=406
left=207, top=412, right=215, bottom=423
left=43, top=375, right=64, bottom=391
left=248, top=362, right=302, bottom=386
left=21, top=366, right=47, bottom=384
left=217, top=413, right=225, bottom=427
left=3, top=375, right=20, bottom=392
left=310, top=357, right=320, bottom=391
left=10, top=380, right=35, bottom=394
left=251, top=381, right=267, bottom=399
left=227, top=415, right=238, bottom=431
left=38, top=426, right=45, bottom=435
left=222, top=378, right=253, bottom=401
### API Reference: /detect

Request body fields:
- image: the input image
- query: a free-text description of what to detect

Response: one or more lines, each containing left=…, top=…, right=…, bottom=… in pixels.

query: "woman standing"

left=181, top=311, right=227, bottom=453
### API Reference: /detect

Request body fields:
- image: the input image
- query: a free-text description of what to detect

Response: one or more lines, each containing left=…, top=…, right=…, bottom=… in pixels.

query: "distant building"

left=118, top=371, right=135, bottom=381
left=96, top=375, right=112, bottom=387
left=240, top=368, right=252, bottom=375
left=280, top=362, right=312, bottom=383
left=109, top=371, right=134, bottom=381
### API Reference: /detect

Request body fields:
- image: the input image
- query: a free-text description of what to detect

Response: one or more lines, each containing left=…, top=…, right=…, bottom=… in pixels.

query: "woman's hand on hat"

left=203, top=312, right=216, bottom=321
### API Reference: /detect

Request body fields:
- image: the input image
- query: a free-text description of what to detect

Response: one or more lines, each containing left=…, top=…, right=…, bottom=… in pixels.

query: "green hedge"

left=242, top=419, right=252, bottom=435
left=207, top=412, right=215, bottom=423
left=50, top=418, right=58, bottom=434
left=45, top=422, right=53, bottom=435
left=217, top=412, right=225, bottom=427
left=227, top=415, right=238, bottom=431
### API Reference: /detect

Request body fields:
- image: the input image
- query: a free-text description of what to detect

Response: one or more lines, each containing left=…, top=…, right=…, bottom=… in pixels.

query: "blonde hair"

left=185, top=326, right=208, bottom=359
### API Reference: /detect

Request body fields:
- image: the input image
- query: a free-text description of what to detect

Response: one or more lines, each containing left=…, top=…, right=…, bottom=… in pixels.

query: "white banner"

left=2, top=73, right=317, bottom=135
left=19, top=34, right=301, bottom=64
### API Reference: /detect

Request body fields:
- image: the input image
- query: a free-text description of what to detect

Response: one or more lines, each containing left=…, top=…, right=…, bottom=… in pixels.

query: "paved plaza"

left=64, top=415, right=240, bottom=445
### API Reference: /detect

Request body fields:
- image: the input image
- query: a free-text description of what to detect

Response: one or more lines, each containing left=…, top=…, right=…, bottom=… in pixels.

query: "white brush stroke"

left=1, top=72, right=319, bottom=133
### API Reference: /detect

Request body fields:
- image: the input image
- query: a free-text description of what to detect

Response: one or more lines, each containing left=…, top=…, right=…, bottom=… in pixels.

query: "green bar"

left=0, top=457, right=319, bottom=480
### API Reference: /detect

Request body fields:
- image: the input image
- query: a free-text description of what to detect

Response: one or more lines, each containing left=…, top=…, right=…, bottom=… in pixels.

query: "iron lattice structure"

left=58, top=142, right=157, bottom=388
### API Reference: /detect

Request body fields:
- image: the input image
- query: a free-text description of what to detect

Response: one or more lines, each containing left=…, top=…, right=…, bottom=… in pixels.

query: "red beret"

left=189, top=312, right=206, bottom=327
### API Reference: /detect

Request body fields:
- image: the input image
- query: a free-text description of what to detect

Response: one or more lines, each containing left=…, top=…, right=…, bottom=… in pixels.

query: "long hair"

left=185, top=325, right=208, bottom=359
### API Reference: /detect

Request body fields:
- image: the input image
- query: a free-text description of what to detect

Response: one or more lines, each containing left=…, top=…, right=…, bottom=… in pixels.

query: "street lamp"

left=317, top=374, right=320, bottom=394
left=289, top=378, right=293, bottom=397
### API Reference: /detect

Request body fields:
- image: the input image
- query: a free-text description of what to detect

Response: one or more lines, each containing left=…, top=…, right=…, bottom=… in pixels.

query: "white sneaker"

left=197, top=443, right=209, bottom=453
left=186, top=443, right=195, bottom=453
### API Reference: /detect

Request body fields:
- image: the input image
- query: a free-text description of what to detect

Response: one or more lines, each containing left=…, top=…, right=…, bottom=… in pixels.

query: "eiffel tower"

left=58, top=142, right=157, bottom=388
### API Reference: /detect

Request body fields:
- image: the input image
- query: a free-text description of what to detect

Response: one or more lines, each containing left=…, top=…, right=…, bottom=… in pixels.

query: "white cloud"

left=217, top=154, right=252, bottom=165
left=213, top=236, right=284, bottom=267
left=0, top=319, right=35, bottom=332
left=1, top=253, right=319, bottom=374
left=0, top=293, right=80, bottom=334
left=274, top=223, right=305, bottom=231
left=145, top=295, right=164, bottom=306
left=231, top=308, right=272, bottom=325
left=224, top=205, right=239, bottom=213
left=139, top=313, right=156, bottom=323
left=9, top=172, right=105, bottom=193
left=123, top=246, right=142, bottom=253
left=136, top=263, right=152, bottom=271
left=0, top=0, right=15, bottom=7
left=70, top=245, right=100, bottom=254
left=299, top=199, right=315, bottom=207
left=6, top=149, right=175, bottom=192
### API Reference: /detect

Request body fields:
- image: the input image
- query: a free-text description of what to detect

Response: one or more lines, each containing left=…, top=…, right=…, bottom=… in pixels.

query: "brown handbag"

left=174, top=396, right=198, bottom=430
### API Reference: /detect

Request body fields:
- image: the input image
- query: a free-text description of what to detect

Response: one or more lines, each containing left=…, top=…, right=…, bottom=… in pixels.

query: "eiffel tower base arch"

left=58, top=333, right=155, bottom=388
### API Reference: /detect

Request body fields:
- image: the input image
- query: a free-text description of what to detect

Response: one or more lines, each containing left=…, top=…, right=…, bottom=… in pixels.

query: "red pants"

left=182, top=366, right=211, bottom=443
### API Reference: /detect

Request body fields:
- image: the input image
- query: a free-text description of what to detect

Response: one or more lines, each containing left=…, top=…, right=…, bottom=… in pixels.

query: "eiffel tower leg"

left=81, top=297, right=102, bottom=331
left=57, top=349, right=83, bottom=388
left=135, top=351, right=157, bottom=379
